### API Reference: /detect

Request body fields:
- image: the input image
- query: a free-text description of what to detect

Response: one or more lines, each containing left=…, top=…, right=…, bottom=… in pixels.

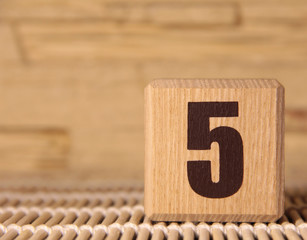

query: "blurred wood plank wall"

left=0, top=0, right=306, bottom=183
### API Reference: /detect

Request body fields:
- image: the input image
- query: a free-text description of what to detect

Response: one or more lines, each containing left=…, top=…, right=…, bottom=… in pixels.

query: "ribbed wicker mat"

left=0, top=180, right=306, bottom=240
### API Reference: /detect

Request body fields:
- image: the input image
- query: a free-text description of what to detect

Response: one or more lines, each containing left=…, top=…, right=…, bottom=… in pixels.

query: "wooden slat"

left=0, top=0, right=104, bottom=19
left=0, top=0, right=238, bottom=26
left=17, top=22, right=307, bottom=67
left=102, top=2, right=238, bottom=26
left=242, top=1, right=307, bottom=27
left=0, top=128, right=69, bottom=172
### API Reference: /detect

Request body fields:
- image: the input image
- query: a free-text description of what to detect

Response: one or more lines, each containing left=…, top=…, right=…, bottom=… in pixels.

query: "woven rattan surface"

left=0, top=180, right=306, bottom=240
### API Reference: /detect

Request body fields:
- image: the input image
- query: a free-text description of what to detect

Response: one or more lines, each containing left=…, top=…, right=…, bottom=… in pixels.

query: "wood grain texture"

left=0, top=128, right=69, bottom=172
left=0, top=63, right=143, bottom=179
left=0, top=0, right=238, bottom=25
left=17, top=22, right=307, bottom=63
left=0, top=0, right=104, bottom=19
left=103, top=2, right=239, bottom=26
left=0, top=0, right=305, bottom=183
left=145, top=79, right=285, bottom=222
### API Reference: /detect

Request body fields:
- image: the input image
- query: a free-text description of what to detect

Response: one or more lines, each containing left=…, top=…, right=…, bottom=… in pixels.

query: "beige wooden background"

left=0, top=0, right=306, bottom=184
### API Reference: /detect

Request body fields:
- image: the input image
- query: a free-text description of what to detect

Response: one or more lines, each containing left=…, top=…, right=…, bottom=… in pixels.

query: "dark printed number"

left=187, top=102, right=243, bottom=198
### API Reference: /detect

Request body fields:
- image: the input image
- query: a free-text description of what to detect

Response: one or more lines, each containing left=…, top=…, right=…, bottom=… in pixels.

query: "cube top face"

left=145, top=79, right=284, bottom=222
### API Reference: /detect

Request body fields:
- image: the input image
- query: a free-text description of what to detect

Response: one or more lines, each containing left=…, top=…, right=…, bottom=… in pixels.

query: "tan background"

left=0, top=0, right=306, bottom=184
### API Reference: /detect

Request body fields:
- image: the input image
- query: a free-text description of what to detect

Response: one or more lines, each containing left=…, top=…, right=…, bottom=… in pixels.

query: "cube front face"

left=145, top=79, right=284, bottom=222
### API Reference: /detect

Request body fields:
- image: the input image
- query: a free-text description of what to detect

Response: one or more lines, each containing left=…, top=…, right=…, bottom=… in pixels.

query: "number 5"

left=187, top=102, right=244, bottom=198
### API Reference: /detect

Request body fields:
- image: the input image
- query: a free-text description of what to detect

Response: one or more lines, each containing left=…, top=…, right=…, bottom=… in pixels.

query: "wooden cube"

left=144, top=79, right=284, bottom=222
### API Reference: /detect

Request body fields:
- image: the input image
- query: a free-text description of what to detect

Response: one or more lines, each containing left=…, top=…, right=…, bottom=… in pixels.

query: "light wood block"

left=144, top=79, right=285, bottom=222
